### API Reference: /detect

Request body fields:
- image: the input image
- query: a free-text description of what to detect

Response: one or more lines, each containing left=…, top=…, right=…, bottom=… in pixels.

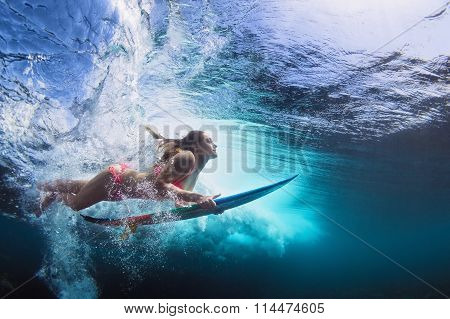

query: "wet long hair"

left=145, top=126, right=206, bottom=162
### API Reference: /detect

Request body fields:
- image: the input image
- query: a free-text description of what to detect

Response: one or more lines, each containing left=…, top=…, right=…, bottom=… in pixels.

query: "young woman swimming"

left=36, top=126, right=220, bottom=216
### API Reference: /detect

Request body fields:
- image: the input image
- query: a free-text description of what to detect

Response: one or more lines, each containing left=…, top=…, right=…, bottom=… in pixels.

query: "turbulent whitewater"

left=0, top=0, right=449, bottom=298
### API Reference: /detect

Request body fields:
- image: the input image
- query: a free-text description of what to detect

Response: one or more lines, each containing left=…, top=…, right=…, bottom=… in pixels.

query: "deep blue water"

left=0, top=0, right=449, bottom=298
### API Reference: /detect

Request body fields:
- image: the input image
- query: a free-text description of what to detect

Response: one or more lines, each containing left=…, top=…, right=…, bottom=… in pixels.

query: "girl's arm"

left=154, top=151, right=219, bottom=208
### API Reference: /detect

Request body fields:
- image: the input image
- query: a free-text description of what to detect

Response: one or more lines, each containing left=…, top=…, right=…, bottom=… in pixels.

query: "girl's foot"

left=34, top=192, right=58, bottom=217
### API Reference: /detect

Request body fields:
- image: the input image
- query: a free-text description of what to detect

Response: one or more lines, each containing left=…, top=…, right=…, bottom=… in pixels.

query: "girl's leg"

left=38, top=170, right=118, bottom=211
left=59, top=170, right=112, bottom=211
left=36, top=192, right=80, bottom=215
left=36, top=170, right=111, bottom=212
left=35, top=180, right=88, bottom=216
left=38, top=179, right=88, bottom=194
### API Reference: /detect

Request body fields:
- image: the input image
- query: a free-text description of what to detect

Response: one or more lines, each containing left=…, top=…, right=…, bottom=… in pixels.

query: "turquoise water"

left=0, top=0, right=449, bottom=298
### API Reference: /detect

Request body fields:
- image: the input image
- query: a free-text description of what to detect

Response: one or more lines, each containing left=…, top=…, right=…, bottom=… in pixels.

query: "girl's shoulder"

left=171, top=149, right=195, bottom=162
left=155, top=150, right=195, bottom=169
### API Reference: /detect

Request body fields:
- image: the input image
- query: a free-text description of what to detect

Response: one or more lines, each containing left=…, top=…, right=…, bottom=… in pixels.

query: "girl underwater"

left=36, top=126, right=220, bottom=216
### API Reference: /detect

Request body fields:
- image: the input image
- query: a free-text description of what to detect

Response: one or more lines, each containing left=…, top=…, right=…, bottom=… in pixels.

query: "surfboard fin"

left=119, top=223, right=138, bottom=240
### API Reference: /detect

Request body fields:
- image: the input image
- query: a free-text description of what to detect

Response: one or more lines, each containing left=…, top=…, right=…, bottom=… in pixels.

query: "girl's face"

left=199, top=133, right=217, bottom=158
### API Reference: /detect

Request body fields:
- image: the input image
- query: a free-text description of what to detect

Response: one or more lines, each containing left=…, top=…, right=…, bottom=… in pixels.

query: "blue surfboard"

left=81, top=175, right=298, bottom=227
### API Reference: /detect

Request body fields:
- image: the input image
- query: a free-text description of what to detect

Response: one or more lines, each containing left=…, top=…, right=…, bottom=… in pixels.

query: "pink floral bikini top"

left=152, top=163, right=190, bottom=189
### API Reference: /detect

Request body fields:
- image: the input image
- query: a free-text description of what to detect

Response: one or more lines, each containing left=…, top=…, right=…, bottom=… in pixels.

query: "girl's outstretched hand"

left=197, top=194, right=221, bottom=209
left=175, top=199, right=191, bottom=207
